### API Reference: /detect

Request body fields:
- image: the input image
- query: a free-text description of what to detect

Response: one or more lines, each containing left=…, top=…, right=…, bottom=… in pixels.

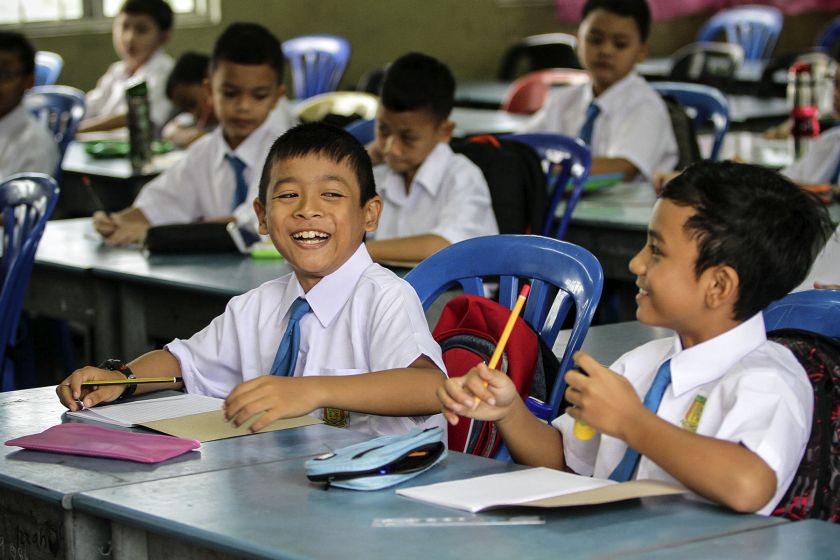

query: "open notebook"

left=397, top=467, right=685, bottom=512
left=66, top=394, right=321, bottom=442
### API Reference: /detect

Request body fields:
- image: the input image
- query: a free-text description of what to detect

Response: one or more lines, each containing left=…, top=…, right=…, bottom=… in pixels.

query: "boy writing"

left=80, top=0, right=174, bottom=134
left=439, top=161, right=832, bottom=514
left=95, top=23, right=292, bottom=246
left=0, top=31, right=58, bottom=180
left=521, top=0, right=677, bottom=182
left=366, top=52, right=498, bottom=264
left=59, top=122, right=447, bottom=437
left=161, top=51, right=215, bottom=148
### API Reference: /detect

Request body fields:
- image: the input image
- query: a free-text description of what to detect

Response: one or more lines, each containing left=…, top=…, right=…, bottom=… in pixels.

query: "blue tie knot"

left=270, top=297, right=312, bottom=377
left=288, top=297, right=311, bottom=322
left=225, top=154, right=249, bottom=210
left=578, top=101, right=601, bottom=146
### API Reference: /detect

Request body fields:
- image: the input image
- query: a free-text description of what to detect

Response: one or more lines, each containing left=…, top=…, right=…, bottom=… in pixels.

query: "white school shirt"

left=134, top=115, right=288, bottom=232
left=267, top=96, right=299, bottom=131
left=85, top=49, right=174, bottom=129
left=166, top=243, right=447, bottom=437
left=795, top=224, right=840, bottom=291
left=782, top=126, right=840, bottom=184
left=0, top=103, right=59, bottom=180
left=554, top=313, right=812, bottom=515
left=371, top=143, right=499, bottom=244
left=520, top=73, right=678, bottom=181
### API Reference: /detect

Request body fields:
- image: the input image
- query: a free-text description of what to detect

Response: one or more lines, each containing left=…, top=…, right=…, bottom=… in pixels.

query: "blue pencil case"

left=305, top=427, right=447, bottom=490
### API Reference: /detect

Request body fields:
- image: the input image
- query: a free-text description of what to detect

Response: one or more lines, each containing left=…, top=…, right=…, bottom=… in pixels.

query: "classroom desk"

left=451, top=106, right=529, bottom=136
left=0, top=386, right=369, bottom=560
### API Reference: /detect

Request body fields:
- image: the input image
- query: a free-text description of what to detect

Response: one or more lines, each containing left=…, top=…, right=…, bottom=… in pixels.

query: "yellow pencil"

left=488, top=284, right=531, bottom=370
left=81, top=377, right=182, bottom=386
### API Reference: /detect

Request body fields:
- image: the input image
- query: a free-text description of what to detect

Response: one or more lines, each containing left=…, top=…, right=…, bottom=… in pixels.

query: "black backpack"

left=769, top=328, right=840, bottom=523
left=451, top=135, right=547, bottom=235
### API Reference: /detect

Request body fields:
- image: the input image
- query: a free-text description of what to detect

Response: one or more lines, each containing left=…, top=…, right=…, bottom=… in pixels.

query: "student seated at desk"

left=95, top=23, right=293, bottom=245
left=366, top=52, right=498, bottom=264
left=439, top=161, right=832, bottom=514
left=0, top=31, right=58, bottom=180
left=161, top=51, right=216, bottom=148
left=519, top=0, right=677, bottom=182
left=79, top=0, right=174, bottom=134
left=58, top=122, right=447, bottom=436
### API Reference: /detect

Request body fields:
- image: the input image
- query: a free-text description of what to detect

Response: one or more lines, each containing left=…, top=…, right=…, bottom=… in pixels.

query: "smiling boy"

left=59, top=122, right=447, bottom=437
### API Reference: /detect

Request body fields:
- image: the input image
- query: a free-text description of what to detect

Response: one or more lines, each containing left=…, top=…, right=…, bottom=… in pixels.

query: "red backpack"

left=433, top=294, right=558, bottom=457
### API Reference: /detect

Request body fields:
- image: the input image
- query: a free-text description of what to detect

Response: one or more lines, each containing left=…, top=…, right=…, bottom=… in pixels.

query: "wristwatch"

left=98, top=359, right=137, bottom=401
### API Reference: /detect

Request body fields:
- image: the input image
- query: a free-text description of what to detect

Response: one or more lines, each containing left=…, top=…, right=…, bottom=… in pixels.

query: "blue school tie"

left=225, top=154, right=249, bottom=210
left=608, top=359, right=672, bottom=482
left=270, top=297, right=312, bottom=376
left=578, top=101, right=601, bottom=146
left=829, top=155, right=840, bottom=185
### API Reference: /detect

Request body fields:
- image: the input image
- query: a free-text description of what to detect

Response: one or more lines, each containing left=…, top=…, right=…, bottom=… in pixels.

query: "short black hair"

left=166, top=51, right=209, bottom=99
left=120, top=0, right=174, bottom=32
left=380, top=52, right=455, bottom=121
left=582, top=0, right=651, bottom=42
left=0, top=31, right=35, bottom=76
left=209, top=23, right=284, bottom=84
left=258, top=122, right=377, bottom=207
left=660, top=160, right=834, bottom=321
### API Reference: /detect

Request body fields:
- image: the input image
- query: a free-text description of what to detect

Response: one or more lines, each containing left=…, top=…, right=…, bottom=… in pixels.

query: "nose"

left=628, top=246, right=645, bottom=276
left=294, top=193, right=323, bottom=220
left=380, top=135, right=399, bottom=157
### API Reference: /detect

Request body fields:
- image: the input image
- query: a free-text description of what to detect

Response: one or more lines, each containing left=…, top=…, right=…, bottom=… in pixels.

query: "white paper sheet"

left=66, top=394, right=223, bottom=427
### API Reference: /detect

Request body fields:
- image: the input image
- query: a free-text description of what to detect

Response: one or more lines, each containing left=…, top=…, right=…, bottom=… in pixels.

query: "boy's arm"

left=366, top=235, right=450, bottom=263
left=56, top=349, right=184, bottom=411
left=94, top=207, right=152, bottom=246
left=223, top=356, right=446, bottom=432
left=567, top=352, right=776, bottom=513
left=591, top=157, right=640, bottom=182
left=78, top=112, right=129, bottom=134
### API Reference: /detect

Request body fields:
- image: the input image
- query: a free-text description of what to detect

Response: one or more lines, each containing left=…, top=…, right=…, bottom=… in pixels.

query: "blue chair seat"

left=282, top=34, right=351, bottom=100
left=763, top=289, right=840, bottom=338
left=23, top=86, right=86, bottom=180
left=697, top=5, right=783, bottom=62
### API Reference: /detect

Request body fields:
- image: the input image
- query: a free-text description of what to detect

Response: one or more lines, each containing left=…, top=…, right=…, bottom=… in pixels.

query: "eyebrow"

left=271, top=174, right=352, bottom=190
left=647, top=228, right=664, bottom=243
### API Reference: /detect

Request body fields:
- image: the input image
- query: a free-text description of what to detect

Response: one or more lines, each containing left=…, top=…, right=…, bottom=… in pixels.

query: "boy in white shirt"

left=367, top=52, right=498, bottom=264
left=95, top=23, right=293, bottom=245
left=80, top=0, right=174, bottom=134
left=521, top=0, right=677, bottom=181
left=439, top=161, right=832, bottom=514
left=0, top=31, right=59, bottom=180
left=58, top=122, right=447, bottom=437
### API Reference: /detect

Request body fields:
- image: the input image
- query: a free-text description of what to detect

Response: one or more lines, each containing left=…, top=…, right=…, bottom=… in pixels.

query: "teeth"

left=292, top=230, right=329, bottom=241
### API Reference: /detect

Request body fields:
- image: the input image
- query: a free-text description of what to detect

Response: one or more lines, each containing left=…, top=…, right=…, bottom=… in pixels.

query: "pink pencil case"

left=5, top=423, right=201, bottom=463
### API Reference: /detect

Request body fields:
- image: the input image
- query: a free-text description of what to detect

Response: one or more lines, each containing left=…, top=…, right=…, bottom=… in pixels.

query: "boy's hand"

left=564, top=351, right=645, bottom=440
left=814, top=282, right=840, bottom=290
left=224, top=376, right=321, bottom=432
left=103, top=218, right=149, bottom=246
left=93, top=211, right=117, bottom=237
left=436, top=363, right=517, bottom=425
left=55, top=366, right=128, bottom=411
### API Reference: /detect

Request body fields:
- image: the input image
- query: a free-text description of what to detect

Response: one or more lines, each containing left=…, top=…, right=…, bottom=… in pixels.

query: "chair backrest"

left=696, top=5, right=783, bottom=62
left=498, top=33, right=581, bottom=81
left=282, top=34, right=351, bottom=100
left=651, top=81, right=730, bottom=160
left=817, top=15, right=840, bottom=60
left=0, top=174, right=59, bottom=391
left=499, top=133, right=591, bottom=240
left=23, top=85, right=86, bottom=178
left=344, top=117, right=376, bottom=144
left=501, top=68, right=590, bottom=114
left=34, top=51, right=63, bottom=86
left=669, top=41, right=745, bottom=91
left=295, top=91, right=379, bottom=124
left=405, top=234, right=603, bottom=419
left=763, top=289, right=840, bottom=338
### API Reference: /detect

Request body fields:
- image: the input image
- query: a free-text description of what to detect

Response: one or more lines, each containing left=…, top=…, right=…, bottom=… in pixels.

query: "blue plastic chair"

left=817, top=16, right=840, bottom=57
left=696, top=5, right=783, bottom=62
left=345, top=118, right=375, bottom=145
left=499, top=133, right=591, bottom=240
left=763, top=289, right=840, bottom=338
left=34, top=51, right=63, bottom=86
left=23, top=85, right=86, bottom=180
left=405, top=234, right=604, bottom=421
left=0, top=174, right=60, bottom=392
left=651, top=82, right=730, bottom=161
left=282, top=34, right=351, bottom=100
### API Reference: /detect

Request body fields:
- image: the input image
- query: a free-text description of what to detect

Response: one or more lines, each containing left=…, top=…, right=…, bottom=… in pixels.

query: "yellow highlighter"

left=573, top=360, right=596, bottom=440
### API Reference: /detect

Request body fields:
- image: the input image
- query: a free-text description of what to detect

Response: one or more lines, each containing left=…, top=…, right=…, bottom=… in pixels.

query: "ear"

left=22, top=73, right=34, bottom=91
left=704, top=264, right=740, bottom=312
left=636, top=42, right=650, bottom=63
left=160, top=30, right=172, bottom=46
left=437, top=119, right=455, bottom=143
left=363, top=195, right=382, bottom=233
left=253, top=197, right=269, bottom=236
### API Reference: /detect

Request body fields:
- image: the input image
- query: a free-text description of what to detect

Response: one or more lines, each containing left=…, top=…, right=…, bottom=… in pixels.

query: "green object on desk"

left=578, top=172, right=624, bottom=193
left=251, top=241, right=284, bottom=260
left=85, top=139, right=174, bottom=159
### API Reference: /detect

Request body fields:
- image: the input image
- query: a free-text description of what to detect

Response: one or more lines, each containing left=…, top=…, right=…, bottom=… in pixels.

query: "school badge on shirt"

left=681, top=394, right=706, bottom=433
left=323, top=407, right=349, bottom=428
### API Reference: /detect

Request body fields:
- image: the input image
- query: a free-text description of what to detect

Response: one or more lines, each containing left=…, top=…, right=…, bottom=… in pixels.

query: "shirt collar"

left=214, top=116, right=276, bottom=171
left=379, top=142, right=452, bottom=203
left=589, top=72, right=641, bottom=118
left=279, top=243, right=374, bottom=329
left=668, top=313, right=768, bottom=396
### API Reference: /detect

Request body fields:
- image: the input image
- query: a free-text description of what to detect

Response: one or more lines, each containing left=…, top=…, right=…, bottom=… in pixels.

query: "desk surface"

left=72, top=450, right=784, bottom=560
left=62, top=141, right=184, bottom=179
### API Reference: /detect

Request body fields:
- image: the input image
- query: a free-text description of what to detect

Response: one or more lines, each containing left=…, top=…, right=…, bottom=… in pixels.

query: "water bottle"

left=125, top=77, right=153, bottom=173
left=788, top=62, right=820, bottom=159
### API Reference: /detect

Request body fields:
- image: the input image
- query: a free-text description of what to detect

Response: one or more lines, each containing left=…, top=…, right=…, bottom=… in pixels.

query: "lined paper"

left=66, top=394, right=223, bottom=427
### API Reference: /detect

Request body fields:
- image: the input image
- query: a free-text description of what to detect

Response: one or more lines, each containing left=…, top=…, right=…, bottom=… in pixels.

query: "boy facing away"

left=521, top=0, right=677, bottom=182
left=94, top=22, right=293, bottom=246
left=80, top=0, right=174, bottom=134
left=439, top=161, right=832, bottom=514
left=0, top=31, right=58, bottom=180
left=59, top=122, right=447, bottom=437
left=365, top=52, right=498, bottom=264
